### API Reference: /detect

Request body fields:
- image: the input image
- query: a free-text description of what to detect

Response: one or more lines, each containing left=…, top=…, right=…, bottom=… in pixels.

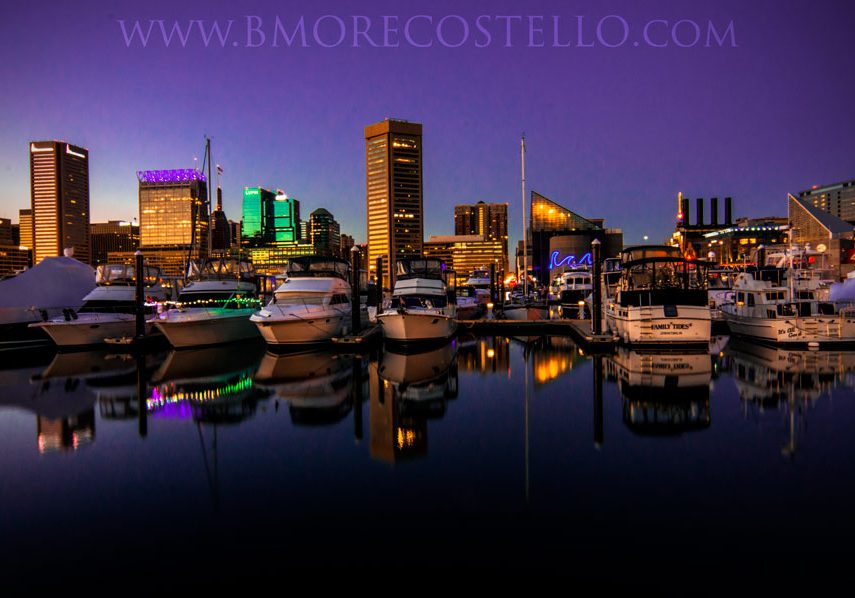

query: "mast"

left=521, top=134, right=527, bottom=297
left=206, top=137, right=213, bottom=257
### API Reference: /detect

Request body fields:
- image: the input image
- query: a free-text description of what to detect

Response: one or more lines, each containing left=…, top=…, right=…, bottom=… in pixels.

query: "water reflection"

left=370, top=341, right=459, bottom=463
left=607, top=348, right=712, bottom=435
left=724, top=339, right=855, bottom=457
left=458, top=335, right=510, bottom=373
left=149, top=340, right=269, bottom=423
left=255, top=350, right=364, bottom=425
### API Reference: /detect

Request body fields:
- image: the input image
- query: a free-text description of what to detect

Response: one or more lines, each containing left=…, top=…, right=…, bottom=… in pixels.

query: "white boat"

left=0, top=256, right=95, bottom=349
left=154, top=258, right=262, bottom=348
left=604, top=245, right=712, bottom=345
left=720, top=267, right=855, bottom=346
left=251, top=256, right=355, bottom=345
left=377, top=259, right=457, bottom=343
left=464, top=268, right=493, bottom=305
left=30, top=264, right=166, bottom=347
left=557, top=268, right=592, bottom=318
left=707, top=268, right=735, bottom=321
left=502, top=298, right=549, bottom=321
left=455, top=286, right=484, bottom=320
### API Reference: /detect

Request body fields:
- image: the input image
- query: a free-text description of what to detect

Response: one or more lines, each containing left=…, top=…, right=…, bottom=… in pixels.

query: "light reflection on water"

left=2, top=334, right=855, bottom=583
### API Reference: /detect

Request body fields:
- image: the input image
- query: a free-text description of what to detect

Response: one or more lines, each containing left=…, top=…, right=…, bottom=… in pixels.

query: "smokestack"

left=724, top=197, right=733, bottom=225
left=696, top=197, right=704, bottom=227
left=710, top=197, right=718, bottom=226
left=681, top=197, right=690, bottom=227
left=217, top=187, right=223, bottom=212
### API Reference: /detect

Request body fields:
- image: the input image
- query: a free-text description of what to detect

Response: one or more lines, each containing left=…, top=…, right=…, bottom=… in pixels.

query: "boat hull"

left=31, top=314, right=157, bottom=347
left=502, top=304, right=549, bottom=321
left=722, top=310, right=855, bottom=345
left=254, top=314, right=348, bottom=344
left=155, top=309, right=260, bottom=348
left=377, top=311, right=457, bottom=342
left=606, top=304, right=711, bottom=345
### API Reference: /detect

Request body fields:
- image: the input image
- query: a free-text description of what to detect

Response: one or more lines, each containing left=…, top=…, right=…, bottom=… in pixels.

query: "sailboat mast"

left=521, top=134, right=527, bottom=297
left=206, top=138, right=213, bottom=257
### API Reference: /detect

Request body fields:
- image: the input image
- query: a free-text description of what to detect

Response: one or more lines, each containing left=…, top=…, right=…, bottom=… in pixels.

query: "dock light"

left=487, top=302, right=494, bottom=309
left=578, top=300, right=585, bottom=306
left=487, top=349, right=495, bottom=358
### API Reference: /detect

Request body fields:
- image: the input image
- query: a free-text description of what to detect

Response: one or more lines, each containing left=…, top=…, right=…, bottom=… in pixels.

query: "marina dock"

left=456, top=318, right=618, bottom=352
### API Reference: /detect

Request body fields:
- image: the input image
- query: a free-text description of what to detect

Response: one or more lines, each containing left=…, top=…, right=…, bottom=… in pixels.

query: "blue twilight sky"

left=1, top=0, right=854, bottom=248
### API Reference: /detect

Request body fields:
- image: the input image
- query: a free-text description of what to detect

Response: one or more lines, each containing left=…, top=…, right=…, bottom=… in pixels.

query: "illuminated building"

left=454, top=201, right=509, bottom=270
left=30, top=140, right=90, bottom=264
left=788, top=193, right=854, bottom=279
left=90, top=220, right=139, bottom=266
left=0, top=217, right=12, bottom=245
left=368, top=361, right=427, bottom=463
left=136, top=169, right=209, bottom=276
left=528, top=191, right=622, bottom=283
left=211, top=187, right=231, bottom=250
left=365, top=119, right=423, bottom=288
left=18, top=208, right=33, bottom=250
left=701, top=217, right=789, bottom=265
left=674, top=194, right=732, bottom=257
left=422, top=234, right=505, bottom=285
left=0, top=246, right=30, bottom=276
left=798, top=179, right=855, bottom=225
left=271, top=194, right=301, bottom=244
left=309, top=208, right=341, bottom=256
left=241, top=186, right=275, bottom=247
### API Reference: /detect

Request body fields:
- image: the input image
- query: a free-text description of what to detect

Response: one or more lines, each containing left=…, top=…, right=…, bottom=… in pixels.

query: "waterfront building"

left=788, top=193, right=855, bottom=279
left=527, top=191, right=622, bottom=283
left=673, top=194, right=733, bottom=258
left=365, top=118, right=423, bottom=288
left=454, top=201, right=509, bottom=269
left=701, top=217, right=789, bottom=265
left=340, top=233, right=355, bottom=258
left=30, top=140, right=90, bottom=264
left=423, top=235, right=505, bottom=285
left=271, top=194, right=301, bottom=244
left=134, top=169, right=209, bottom=277
left=19, top=209, right=33, bottom=250
left=309, top=208, right=341, bottom=256
left=90, top=220, right=139, bottom=266
left=798, top=179, right=855, bottom=225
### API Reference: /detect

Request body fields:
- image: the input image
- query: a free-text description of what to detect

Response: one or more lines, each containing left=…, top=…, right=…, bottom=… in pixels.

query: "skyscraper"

left=211, top=187, right=231, bottom=250
left=29, top=140, right=90, bottom=264
left=136, top=169, right=209, bottom=276
left=18, top=208, right=33, bottom=250
left=271, top=194, right=301, bottom=244
left=91, top=220, right=139, bottom=265
left=454, top=201, right=509, bottom=270
left=241, top=186, right=275, bottom=247
left=309, top=208, right=341, bottom=256
left=365, top=119, right=423, bottom=287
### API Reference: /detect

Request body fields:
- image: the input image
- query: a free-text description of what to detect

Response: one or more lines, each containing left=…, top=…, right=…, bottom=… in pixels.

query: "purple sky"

left=1, top=0, right=854, bottom=247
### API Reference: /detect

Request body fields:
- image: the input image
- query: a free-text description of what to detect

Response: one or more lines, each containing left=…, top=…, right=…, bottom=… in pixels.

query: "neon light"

left=549, top=251, right=592, bottom=270
left=65, top=144, right=86, bottom=159
left=137, top=169, right=206, bottom=183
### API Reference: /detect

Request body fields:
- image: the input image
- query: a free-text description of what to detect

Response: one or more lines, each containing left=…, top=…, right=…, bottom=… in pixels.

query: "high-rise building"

left=340, top=233, right=355, bottom=258
left=18, top=208, right=33, bottom=250
left=135, top=169, right=209, bottom=276
left=365, top=118, right=423, bottom=288
left=0, top=217, right=13, bottom=246
left=798, top=179, right=855, bottom=224
left=309, top=208, right=341, bottom=256
left=454, top=201, right=509, bottom=270
left=242, top=187, right=275, bottom=247
left=229, top=220, right=241, bottom=248
left=211, top=187, right=231, bottom=250
left=29, top=141, right=90, bottom=264
left=423, top=234, right=505, bottom=285
left=271, top=194, right=301, bottom=244
left=91, top=220, right=139, bottom=266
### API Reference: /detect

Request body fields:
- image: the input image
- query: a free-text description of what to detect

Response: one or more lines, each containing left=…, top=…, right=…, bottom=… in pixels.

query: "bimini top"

left=95, top=264, right=162, bottom=287
left=286, top=256, right=351, bottom=280
left=188, top=258, right=255, bottom=281
left=396, top=259, right=445, bottom=280
left=620, top=245, right=682, bottom=262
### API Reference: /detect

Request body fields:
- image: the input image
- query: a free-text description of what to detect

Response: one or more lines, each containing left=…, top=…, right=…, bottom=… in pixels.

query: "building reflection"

left=255, top=350, right=364, bottom=425
left=529, top=336, right=585, bottom=386
left=370, top=341, right=458, bottom=463
left=607, top=348, right=712, bottom=435
left=149, top=340, right=268, bottom=423
left=457, top=335, right=510, bottom=374
left=724, top=339, right=855, bottom=457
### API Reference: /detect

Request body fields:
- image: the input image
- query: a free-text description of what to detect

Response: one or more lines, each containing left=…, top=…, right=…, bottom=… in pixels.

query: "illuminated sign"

left=244, top=188, right=260, bottom=196
left=549, top=251, right=592, bottom=269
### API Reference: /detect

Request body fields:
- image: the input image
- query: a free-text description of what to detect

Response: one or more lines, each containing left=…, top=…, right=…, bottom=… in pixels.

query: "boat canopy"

left=188, top=258, right=255, bottom=281
left=396, top=259, right=444, bottom=280
left=0, top=256, right=95, bottom=312
left=620, top=245, right=682, bottom=262
left=286, top=256, right=351, bottom=280
left=95, top=264, right=161, bottom=286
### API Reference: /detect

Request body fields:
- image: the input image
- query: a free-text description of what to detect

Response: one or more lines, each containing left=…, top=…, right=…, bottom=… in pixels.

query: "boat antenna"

left=521, top=134, right=527, bottom=297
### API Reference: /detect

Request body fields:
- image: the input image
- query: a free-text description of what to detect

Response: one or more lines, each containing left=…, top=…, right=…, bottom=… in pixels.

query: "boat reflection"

left=607, top=348, right=712, bottom=435
left=255, top=350, right=363, bottom=425
left=724, top=338, right=855, bottom=457
left=370, top=341, right=458, bottom=463
left=149, top=340, right=268, bottom=423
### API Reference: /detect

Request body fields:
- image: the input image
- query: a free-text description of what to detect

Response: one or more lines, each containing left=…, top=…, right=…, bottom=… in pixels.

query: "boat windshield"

left=78, top=300, right=138, bottom=314
left=391, top=294, right=448, bottom=309
left=188, top=259, right=255, bottom=281
left=397, top=259, right=444, bottom=280
left=273, top=291, right=344, bottom=307
left=286, top=257, right=351, bottom=279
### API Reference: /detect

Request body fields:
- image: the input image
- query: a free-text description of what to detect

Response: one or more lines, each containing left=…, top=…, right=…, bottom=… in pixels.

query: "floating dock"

left=456, top=319, right=618, bottom=352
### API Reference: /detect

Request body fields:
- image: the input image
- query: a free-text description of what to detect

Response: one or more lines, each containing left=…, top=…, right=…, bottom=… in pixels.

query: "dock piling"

left=351, top=246, right=361, bottom=333
left=591, top=239, right=602, bottom=335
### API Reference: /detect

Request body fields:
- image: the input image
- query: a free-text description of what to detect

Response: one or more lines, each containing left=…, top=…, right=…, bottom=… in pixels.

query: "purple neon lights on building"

left=136, top=169, right=206, bottom=183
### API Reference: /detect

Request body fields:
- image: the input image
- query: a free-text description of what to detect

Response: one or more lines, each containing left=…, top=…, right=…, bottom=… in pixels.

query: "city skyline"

left=2, top=0, right=853, bottom=252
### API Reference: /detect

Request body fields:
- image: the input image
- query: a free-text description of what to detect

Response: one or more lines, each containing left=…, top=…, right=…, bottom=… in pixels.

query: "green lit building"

left=271, top=195, right=301, bottom=244
left=241, top=187, right=275, bottom=247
